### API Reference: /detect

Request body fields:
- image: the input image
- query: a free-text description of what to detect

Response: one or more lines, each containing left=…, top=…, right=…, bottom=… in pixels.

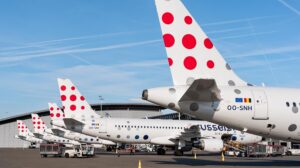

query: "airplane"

left=15, top=120, right=44, bottom=145
left=142, top=0, right=300, bottom=142
left=54, top=78, right=262, bottom=155
left=31, top=113, right=80, bottom=145
left=48, top=102, right=116, bottom=146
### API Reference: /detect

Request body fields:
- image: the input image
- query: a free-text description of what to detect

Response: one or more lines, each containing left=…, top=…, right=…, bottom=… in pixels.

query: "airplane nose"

left=142, top=89, right=148, bottom=100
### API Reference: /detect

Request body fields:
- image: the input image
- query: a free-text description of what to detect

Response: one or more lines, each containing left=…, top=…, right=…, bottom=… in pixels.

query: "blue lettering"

left=207, top=125, right=212, bottom=131
left=212, top=125, right=218, bottom=131
left=200, top=125, right=207, bottom=130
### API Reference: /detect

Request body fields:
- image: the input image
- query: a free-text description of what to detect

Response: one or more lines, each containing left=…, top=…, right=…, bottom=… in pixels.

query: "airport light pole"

left=99, top=96, right=104, bottom=112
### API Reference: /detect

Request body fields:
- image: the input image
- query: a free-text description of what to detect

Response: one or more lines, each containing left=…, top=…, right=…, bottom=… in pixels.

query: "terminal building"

left=0, top=103, right=165, bottom=148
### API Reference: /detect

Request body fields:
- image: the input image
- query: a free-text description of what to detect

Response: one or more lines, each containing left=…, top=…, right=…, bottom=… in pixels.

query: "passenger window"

left=286, top=102, right=290, bottom=107
left=293, top=102, right=297, bottom=107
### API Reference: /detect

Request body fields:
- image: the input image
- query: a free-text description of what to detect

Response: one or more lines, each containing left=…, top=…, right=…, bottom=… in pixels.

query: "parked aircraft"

left=143, top=0, right=300, bottom=141
left=15, top=120, right=44, bottom=144
left=54, top=78, right=262, bottom=155
left=48, top=102, right=116, bottom=146
left=31, top=113, right=79, bottom=145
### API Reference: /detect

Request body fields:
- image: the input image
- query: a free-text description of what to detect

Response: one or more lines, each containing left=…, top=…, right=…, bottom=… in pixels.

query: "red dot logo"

left=60, top=85, right=66, bottom=91
left=81, top=106, right=85, bottom=110
left=207, top=60, right=215, bottom=69
left=33, top=117, right=36, bottom=120
left=163, top=34, right=175, bottom=47
left=184, top=16, right=193, bottom=24
left=37, top=121, right=40, bottom=125
left=37, top=126, right=40, bottom=129
left=50, top=113, right=54, bottom=117
left=204, top=38, right=213, bottom=49
left=70, top=95, right=77, bottom=101
left=80, top=96, right=85, bottom=101
left=162, top=12, right=174, bottom=24
left=71, top=86, right=75, bottom=90
left=50, top=107, right=54, bottom=111
left=56, top=113, right=61, bottom=117
left=61, top=95, right=66, bottom=101
left=182, top=34, right=197, bottom=49
left=184, top=56, right=197, bottom=70
left=70, top=105, right=76, bottom=111
left=168, top=58, right=173, bottom=66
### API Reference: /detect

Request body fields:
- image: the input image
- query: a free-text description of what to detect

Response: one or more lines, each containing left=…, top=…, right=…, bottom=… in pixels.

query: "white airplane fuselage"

left=16, top=134, right=44, bottom=144
left=145, top=85, right=300, bottom=141
left=56, top=118, right=262, bottom=145
left=51, top=124, right=116, bottom=145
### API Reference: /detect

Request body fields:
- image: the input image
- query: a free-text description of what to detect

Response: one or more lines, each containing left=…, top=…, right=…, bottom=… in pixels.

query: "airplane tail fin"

left=154, top=0, right=246, bottom=86
left=31, top=113, right=47, bottom=134
left=17, top=120, right=29, bottom=136
left=57, top=78, right=98, bottom=121
left=48, top=102, right=65, bottom=122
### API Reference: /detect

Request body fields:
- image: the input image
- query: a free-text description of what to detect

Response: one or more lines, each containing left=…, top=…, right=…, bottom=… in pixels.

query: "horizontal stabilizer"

left=51, top=128, right=65, bottom=136
left=179, top=79, right=221, bottom=102
left=33, top=133, right=44, bottom=139
left=63, top=118, right=85, bottom=126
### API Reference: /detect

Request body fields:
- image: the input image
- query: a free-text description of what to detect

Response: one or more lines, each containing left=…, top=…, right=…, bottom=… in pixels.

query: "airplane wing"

left=171, top=124, right=201, bottom=141
left=179, top=79, right=221, bottom=102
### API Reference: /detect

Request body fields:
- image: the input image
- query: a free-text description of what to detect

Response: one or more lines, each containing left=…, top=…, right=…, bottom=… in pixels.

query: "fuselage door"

left=252, top=90, right=269, bottom=120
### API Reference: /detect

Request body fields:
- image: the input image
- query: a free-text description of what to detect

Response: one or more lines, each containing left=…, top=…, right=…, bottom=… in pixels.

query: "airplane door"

left=252, top=90, right=269, bottom=120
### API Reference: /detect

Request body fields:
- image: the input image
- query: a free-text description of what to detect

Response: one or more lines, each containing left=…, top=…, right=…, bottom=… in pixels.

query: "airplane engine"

left=198, top=139, right=223, bottom=153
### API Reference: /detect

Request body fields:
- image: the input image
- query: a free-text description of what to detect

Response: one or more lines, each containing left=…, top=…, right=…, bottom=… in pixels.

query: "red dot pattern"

left=56, top=113, right=61, bottom=117
left=61, top=95, right=66, bottom=101
left=182, top=34, right=197, bottom=49
left=204, top=38, right=213, bottom=49
left=70, top=105, right=76, bottom=111
left=80, top=96, right=85, bottom=101
left=207, top=60, right=215, bottom=69
left=168, top=58, right=173, bottom=66
left=70, top=95, right=77, bottom=101
left=50, top=113, right=54, bottom=117
left=160, top=11, right=217, bottom=71
left=184, top=16, right=193, bottom=24
left=163, top=34, right=175, bottom=47
left=60, top=85, right=66, bottom=91
left=50, top=107, right=54, bottom=111
left=81, top=106, right=85, bottom=110
left=162, top=12, right=174, bottom=24
left=71, top=86, right=75, bottom=90
left=184, top=56, right=197, bottom=70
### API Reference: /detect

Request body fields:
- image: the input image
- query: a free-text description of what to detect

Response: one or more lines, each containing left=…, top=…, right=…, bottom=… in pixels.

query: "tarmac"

left=1, top=148, right=300, bottom=168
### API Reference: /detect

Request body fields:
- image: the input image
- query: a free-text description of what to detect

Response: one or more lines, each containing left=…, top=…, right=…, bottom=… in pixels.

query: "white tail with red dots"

left=48, top=102, right=65, bottom=121
left=17, top=120, right=30, bottom=136
left=155, top=0, right=246, bottom=86
left=31, top=113, right=47, bottom=134
left=57, top=78, right=99, bottom=120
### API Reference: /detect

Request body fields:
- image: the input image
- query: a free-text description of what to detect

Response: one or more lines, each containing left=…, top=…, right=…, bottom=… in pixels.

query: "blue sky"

left=1, top=0, right=300, bottom=118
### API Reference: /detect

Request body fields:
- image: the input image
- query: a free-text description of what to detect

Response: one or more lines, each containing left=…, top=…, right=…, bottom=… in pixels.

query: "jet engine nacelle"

left=198, top=139, right=223, bottom=153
